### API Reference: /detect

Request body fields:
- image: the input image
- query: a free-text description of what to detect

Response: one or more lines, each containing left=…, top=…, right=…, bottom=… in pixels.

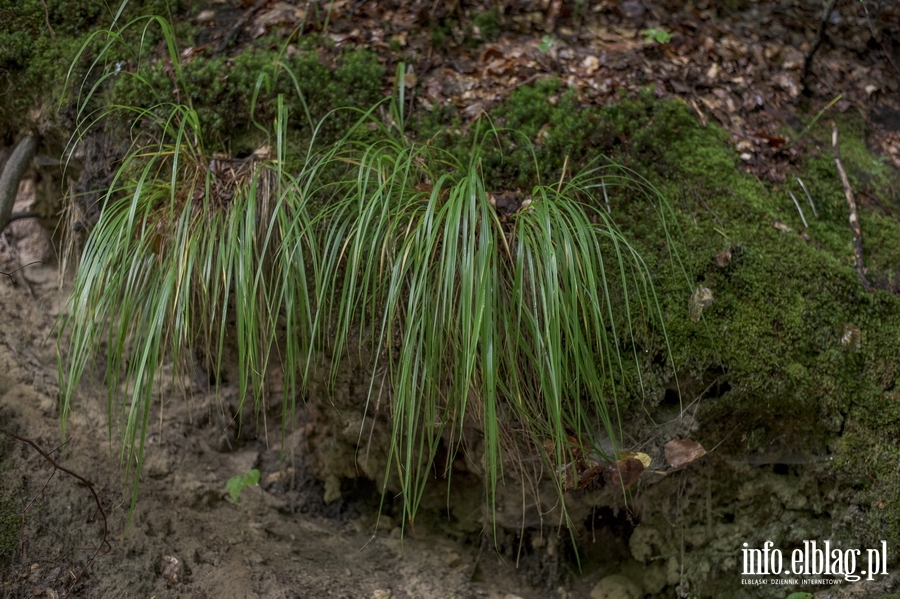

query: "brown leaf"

left=715, top=249, right=732, bottom=267
left=608, top=457, right=644, bottom=489
left=772, top=219, right=792, bottom=233
left=664, top=438, right=707, bottom=470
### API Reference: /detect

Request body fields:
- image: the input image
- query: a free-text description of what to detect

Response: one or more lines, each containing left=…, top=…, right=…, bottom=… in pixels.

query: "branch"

left=832, top=123, right=871, bottom=292
left=801, top=0, right=838, bottom=93
left=0, top=134, right=38, bottom=234
left=0, top=428, right=110, bottom=593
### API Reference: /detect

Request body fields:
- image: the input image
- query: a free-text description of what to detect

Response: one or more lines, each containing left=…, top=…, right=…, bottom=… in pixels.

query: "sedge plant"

left=312, top=116, right=684, bottom=530
left=59, top=16, right=687, bottom=531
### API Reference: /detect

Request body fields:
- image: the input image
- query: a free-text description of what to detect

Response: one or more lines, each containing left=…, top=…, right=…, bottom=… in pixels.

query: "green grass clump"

left=60, top=18, right=687, bottom=528
left=313, top=118, right=682, bottom=524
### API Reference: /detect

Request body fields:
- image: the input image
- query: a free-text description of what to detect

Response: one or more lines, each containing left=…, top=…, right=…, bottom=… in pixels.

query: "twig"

left=0, top=428, right=110, bottom=594
left=796, top=177, right=818, bottom=218
left=7, top=211, right=40, bottom=223
left=215, top=0, right=267, bottom=55
left=789, top=192, right=809, bottom=228
left=785, top=93, right=842, bottom=150
left=0, top=260, right=40, bottom=284
left=801, top=0, right=838, bottom=93
left=38, top=0, right=56, bottom=39
left=860, top=0, right=900, bottom=79
left=556, top=155, right=569, bottom=194
left=0, top=234, right=36, bottom=299
left=832, top=123, right=871, bottom=292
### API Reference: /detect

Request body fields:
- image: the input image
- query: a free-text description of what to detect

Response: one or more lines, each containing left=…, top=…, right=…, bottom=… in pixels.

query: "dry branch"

left=832, top=123, right=871, bottom=292
left=0, top=134, right=37, bottom=235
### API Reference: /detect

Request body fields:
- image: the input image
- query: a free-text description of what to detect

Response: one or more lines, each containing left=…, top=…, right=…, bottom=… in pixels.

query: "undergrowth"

left=59, top=17, right=688, bottom=529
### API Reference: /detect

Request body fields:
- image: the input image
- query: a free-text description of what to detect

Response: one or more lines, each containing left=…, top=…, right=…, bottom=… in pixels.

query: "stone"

left=589, top=574, right=642, bottom=599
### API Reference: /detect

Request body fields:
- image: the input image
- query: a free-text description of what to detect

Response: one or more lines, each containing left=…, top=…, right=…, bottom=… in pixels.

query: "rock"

left=590, top=574, right=642, bottom=599
left=629, top=525, right=663, bottom=563
left=372, top=590, right=391, bottom=599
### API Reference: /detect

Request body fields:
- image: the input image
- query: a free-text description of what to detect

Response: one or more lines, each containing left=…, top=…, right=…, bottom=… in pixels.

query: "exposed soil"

left=0, top=246, right=898, bottom=598
left=0, top=260, right=558, bottom=599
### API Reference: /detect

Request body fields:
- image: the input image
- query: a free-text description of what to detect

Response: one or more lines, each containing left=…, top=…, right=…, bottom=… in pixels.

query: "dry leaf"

left=664, top=439, right=707, bottom=470
left=609, top=457, right=644, bottom=489
left=772, top=219, right=792, bottom=233
left=716, top=249, right=732, bottom=267
left=620, top=451, right=652, bottom=468
left=161, top=555, right=180, bottom=585
left=688, top=285, right=714, bottom=322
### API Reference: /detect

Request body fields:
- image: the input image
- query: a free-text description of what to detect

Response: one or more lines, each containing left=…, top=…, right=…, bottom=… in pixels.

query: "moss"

left=0, top=0, right=195, bottom=130
left=470, top=7, right=501, bottom=44
left=109, top=41, right=385, bottom=152
left=0, top=433, right=19, bottom=573
left=0, top=495, right=17, bottom=571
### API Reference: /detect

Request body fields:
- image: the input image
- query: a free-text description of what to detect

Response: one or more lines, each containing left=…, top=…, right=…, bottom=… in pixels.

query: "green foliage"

left=641, top=28, right=673, bottom=44
left=470, top=8, right=501, bottom=44
left=109, top=37, right=384, bottom=150
left=55, top=11, right=900, bottom=554
left=417, top=82, right=696, bottom=192
left=314, top=122, right=683, bottom=523
left=227, top=469, right=261, bottom=503
left=0, top=0, right=191, bottom=126
left=60, top=20, right=688, bottom=528
left=537, top=35, right=556, bottom=52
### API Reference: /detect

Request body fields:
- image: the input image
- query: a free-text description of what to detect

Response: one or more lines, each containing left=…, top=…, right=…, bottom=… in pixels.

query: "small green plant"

left=537, top=34, right=556, bottom=52
left=641, top=28, right=673, bottom=44
left=470, top=8, right=500, bottom=43
left=786, top=592, right=813, bottom=599
left=870, top=155, right=890, bottom=177
left=226, top=469, right=261, bottom=503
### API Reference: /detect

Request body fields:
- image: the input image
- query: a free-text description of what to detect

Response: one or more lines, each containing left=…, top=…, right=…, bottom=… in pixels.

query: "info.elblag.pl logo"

left=741, top=541, right=889, bottom=583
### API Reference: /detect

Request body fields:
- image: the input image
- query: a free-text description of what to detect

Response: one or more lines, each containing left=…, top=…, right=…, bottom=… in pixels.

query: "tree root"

left=0, top=135, right=38, bottom=235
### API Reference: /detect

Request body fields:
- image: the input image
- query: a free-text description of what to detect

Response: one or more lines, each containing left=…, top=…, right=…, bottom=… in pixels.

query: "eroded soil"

left=1, top=250, right=899, bottom=598
left=0, top=261, right=563, bottom=599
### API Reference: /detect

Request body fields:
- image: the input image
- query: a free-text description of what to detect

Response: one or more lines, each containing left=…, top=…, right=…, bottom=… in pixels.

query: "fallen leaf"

left=688, top=285, right=714, bottom=322
left=716, top=249, right=732, bottom=267
left=608, top=457, right=644, bottom=489
left=664, top=438, right=707, bottom=470
left=619, top=451, right=652, bottom=468
left=161, top=555, right=180, bottom=585
left=772, top=219, right=792, bottom=233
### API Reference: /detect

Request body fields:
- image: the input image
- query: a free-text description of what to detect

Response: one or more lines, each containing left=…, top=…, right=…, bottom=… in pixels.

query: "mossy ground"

left=416, top=81, right=900, bottom=554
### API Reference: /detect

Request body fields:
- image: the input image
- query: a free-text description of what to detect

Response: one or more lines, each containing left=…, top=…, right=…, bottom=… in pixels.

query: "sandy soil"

left=0, top=257, right=574, bottom=599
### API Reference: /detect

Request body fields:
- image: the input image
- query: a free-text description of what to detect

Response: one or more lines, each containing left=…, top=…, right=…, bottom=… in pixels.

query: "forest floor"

left=4, top=0, right=900, bottom=597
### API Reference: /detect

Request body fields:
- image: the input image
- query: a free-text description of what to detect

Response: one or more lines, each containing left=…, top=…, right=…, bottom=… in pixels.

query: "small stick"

left=801, top=0, right=838, bottom=92
left=215, top=0, right=267, bottom=55
left=832, top=123, right=871, bottom=292
left=556, top=155, right=569, bottom=194
left=0, top=233, right=36, bottom=299
left=0, top=428, right=110, bottom=593
left=789, top=191, right=808, bottom=228
left=796, top=177, right=818, bottom=218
